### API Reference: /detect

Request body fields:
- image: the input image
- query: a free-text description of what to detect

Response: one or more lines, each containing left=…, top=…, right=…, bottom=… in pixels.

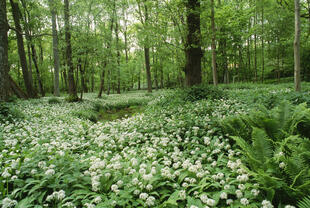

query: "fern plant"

left=298, top=196, right=310, bottom=208
left=223, top=102, right=310, bottom=206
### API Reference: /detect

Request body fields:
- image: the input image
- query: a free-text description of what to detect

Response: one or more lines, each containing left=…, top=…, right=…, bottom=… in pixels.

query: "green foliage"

left=222, top=102, right=310, bottom=206
left=298, top=196, right=310, bottom=208
left=48, top=97, right=61, bottom=104
left=0, top=102, right=24, bottom=124
left=181, top=84, right=226, bottom=102
left=72, top=110, right=98, bottom=122
left=65, top=95, right=79, bottom=103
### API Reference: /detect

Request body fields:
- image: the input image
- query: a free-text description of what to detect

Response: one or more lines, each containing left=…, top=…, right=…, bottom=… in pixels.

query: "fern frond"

left=285, top=155, right=306, bottom=186
left=277, top=101, right=293, bottom=131
left=298, top=196, right=310, bottom=208
left=252, top=127, right=273, bottom=162
left=231, top=136, right=262, bottom=169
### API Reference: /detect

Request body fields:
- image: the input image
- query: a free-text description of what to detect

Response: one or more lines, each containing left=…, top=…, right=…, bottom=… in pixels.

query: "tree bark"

left=64, top=0, right=77, bottom=100
left=98, top=62, right=107, bottom=98
left=115, top=20, right=121, bottom=94
left=9, top=75, right=27, bottom=99
left=10, top=0, right=35, bottom=98
left=49, top=0, right=60, bottom=96
left=30, top=44, right=45, bottom=96
left=185, top=0, right=202, bottom=86
left=144, top=1, right=152, bottom=93
left=294, top=0, right=301, bottom=91
left=254, top=0, right=258, bottom=82
left=0, top=0, right=11, bottom=101
left=261, top=0, right=265, bottom=83
left=211, top=0, right=218, bottom=86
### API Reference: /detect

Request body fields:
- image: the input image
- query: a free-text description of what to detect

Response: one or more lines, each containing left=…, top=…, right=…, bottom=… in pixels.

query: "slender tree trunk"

left=78, top=58, right=86, bottom=100
left=10, top=0, right=35, bottom=98
left=153, top=48, right=159, bottom=90
left=49, top=0, right=60, bottom=96
left=138, top=69, right=141, bottom=90
left=64, top=0, right=77, bottom=100
left=254, top=0, right=258, bottom=82
left=144, top=2, right=152, bottom=93
left=27, top=42, right=33, bottom=87
left=31, top=44, right=45, bottom=97
left=211, top=0, right=218, bottom=86
left=261, top=0, right=265, bottom=83
left=115, top=20, right=121, bottom=94
left=160, top=65, right=164, bottom=88
left=185, top=0, right=202, bottom=86
left=0, top=0, right=11, bottom=101
left=98, top=62, right=106, bottom=98
left=294, top=0, right=301, bottom=91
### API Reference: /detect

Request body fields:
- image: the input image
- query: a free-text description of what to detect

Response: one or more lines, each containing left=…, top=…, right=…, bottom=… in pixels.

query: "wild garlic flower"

left=240, top=198, right=249, bottom=205
left=1, top=198, right=17, bottom=208
left=261, top=200, right=274, bottom=208
left=139, top=193, right=148, bottom=200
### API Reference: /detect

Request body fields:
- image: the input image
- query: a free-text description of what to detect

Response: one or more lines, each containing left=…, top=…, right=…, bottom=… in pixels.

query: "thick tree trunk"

left=185, top=0, right=202, bottom=86
left=0, top=0, right=11, bottom=101
left=49, top=0, right=60, bottom=96
left=294, top=0, right=301, bottom=91
left=10, top=0, right=35, bottom=98
left=211, top=0, right=218, bottom=86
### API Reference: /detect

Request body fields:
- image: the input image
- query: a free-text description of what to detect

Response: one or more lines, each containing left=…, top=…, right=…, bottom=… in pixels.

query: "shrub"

left=65, top=95, right=79, bottom=103
left=72, top=110, right=98, bottom=122
left=48, top=97, right=61, bottom=104
left=0, top=102, right=24, bottom=124
left=181, top=84, right=226, bottom=102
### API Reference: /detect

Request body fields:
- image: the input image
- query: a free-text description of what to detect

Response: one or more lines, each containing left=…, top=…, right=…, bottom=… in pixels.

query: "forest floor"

left=1, top=83, right=310, bottom=208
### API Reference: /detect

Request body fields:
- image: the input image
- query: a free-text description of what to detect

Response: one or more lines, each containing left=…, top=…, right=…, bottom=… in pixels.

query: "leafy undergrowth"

left=0, top=85, right=309, bottom=208
left=98, top=106, right=144, bottom=121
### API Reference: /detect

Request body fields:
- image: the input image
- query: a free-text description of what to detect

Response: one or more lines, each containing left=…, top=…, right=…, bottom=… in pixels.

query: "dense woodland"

left=2, top=0, right=310, bottom=208
left=0, top=0, right=309, bottom=100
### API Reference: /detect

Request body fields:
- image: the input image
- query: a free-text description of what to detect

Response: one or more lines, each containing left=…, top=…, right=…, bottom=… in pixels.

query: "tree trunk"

left=49, top=0, right=60, bottom=96
left=0, top=0, right=11, bottom=101
left=10, top=0, right=35, bottom=98
left=261, top=0, right=265, bottom=83
left=153, top=48, right=159, bottom=90
left=144, top=47, right=152, bottom=92
left=185, top=0, right=202, bottom=86
left=115, top=20, right=121, bottom=94
left=98, top=62, right=106, bottom=98
left=144, top=2, right=152, bottom=93
left=64, top=0, right=77, bottom=100
left=138, top=69, right=141, bottom=90
left=31, top=44, right=45, bottom=97
left=9, top=75, right=27, bottom=99
left=160, top=65, right=164, bottom=88
left=294, top=0, right=301, bottom=91
left=254, top=0, right=258, bottom=82
left=211, top=0, right=218, bottom=86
